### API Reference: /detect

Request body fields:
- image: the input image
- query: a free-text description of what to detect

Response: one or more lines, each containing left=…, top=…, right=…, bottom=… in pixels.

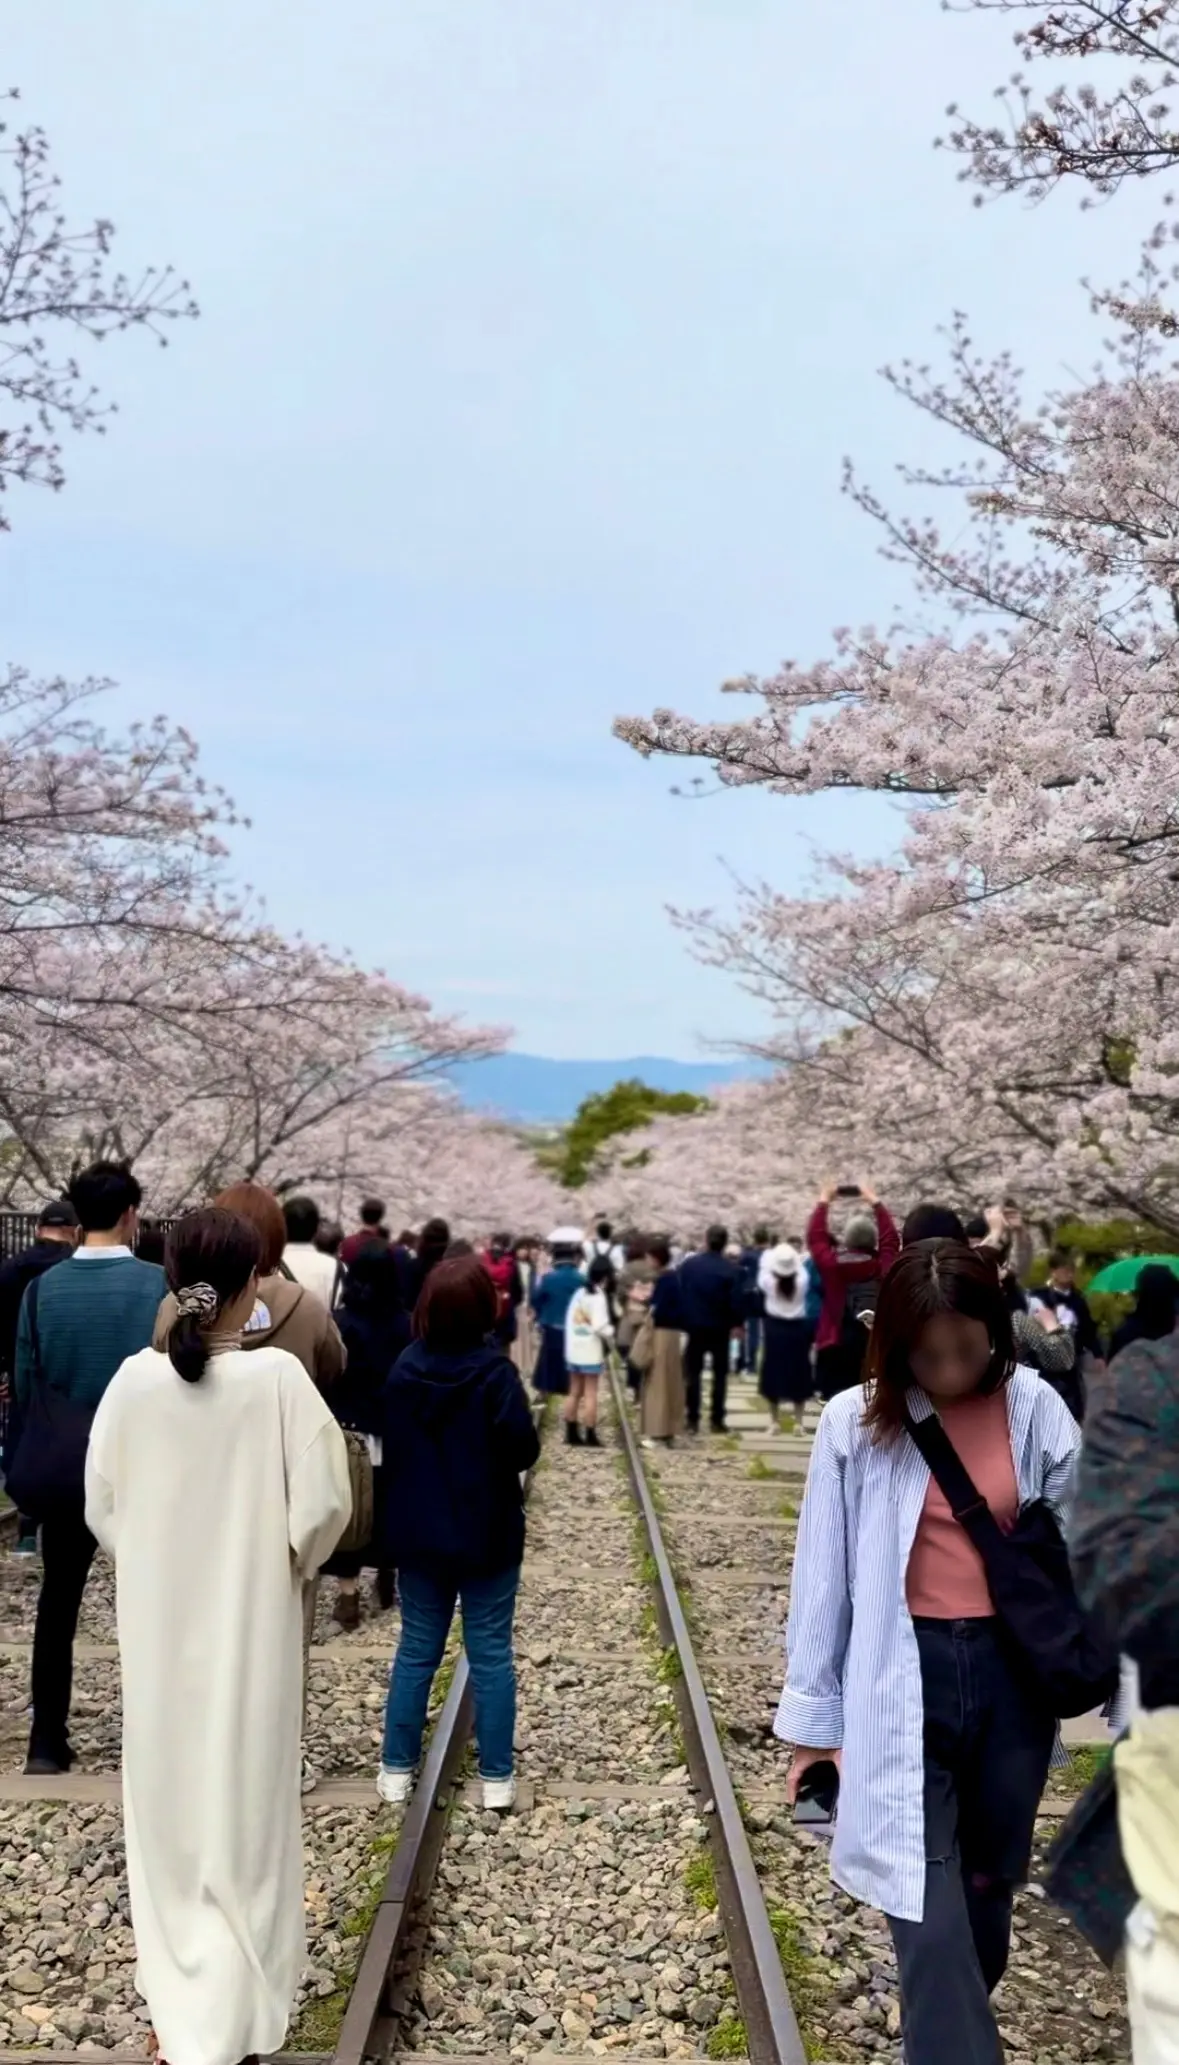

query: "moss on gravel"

left=657, top=1642, right=684, bottom=1684
left=684, top=1847, right=719, bottom=1911
left=1052, top=1743, right=1113, bottom=1797
left=288, top=1828, right=398, bottom=2049
left=769, top=1906, right=841, bottom=2062
left=706, top=2011, right=749, bottom=2057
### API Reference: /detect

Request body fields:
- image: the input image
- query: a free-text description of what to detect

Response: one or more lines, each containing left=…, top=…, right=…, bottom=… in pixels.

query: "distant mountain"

left=448, top=1052, right=767, bottom=1126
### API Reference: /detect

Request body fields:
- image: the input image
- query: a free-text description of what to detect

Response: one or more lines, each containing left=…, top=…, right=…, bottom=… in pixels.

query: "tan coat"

left=153, top=1274, right=345, bottom=1390
left=616, top=1259, right=658, bottom=1353
left=640, top=1326, right=685, bottom=1441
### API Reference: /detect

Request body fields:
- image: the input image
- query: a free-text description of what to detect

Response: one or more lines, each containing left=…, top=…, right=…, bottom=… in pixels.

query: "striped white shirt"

left=774, top=1368, right=1081, bottom=1921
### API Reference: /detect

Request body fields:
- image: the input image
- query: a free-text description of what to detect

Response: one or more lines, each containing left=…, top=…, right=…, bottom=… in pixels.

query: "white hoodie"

left=565, top=1285, right=614, bottom=1370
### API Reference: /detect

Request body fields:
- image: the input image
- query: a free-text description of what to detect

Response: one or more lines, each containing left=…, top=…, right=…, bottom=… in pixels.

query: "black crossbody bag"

left=5, top=1274, right=96, bottom=1518
left=904, top=1408, right=1118, bottom=1718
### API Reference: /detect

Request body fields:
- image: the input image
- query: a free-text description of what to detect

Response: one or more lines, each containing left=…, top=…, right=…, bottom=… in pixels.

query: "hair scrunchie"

left=175, top=1282, right=220, bottom=1322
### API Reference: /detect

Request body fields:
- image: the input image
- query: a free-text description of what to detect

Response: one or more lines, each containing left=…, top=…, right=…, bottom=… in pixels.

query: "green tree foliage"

left=546, top=1078, right=706, bottom=1191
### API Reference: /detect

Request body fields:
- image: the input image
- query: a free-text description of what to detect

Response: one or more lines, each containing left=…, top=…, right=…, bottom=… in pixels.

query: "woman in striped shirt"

left=776, top=1241, right=1080, bottom=2065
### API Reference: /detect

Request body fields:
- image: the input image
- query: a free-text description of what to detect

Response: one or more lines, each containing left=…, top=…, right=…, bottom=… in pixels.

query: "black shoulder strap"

left=23, top=1271, right=42, bottom=1387
left=904, top=1409, right=1006, bottom=1555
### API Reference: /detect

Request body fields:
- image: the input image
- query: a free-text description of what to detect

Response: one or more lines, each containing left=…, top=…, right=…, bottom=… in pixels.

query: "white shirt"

left=75, top=1244, right=133, bottom=1260
left=565, top=1286, right=613, bottom=1370
left=282, top=1243, right=338, bottom=1307
left=774, top=1369, right=1081, bottom=1921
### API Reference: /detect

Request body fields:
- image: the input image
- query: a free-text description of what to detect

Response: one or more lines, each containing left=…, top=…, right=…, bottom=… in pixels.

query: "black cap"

left=38, top=1200, right=79, bottom=1230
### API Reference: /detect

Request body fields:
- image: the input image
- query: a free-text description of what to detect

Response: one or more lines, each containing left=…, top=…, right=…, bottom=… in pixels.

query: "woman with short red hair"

left=154, top=1181, right=344, bottom=1391
left=374, top=1254, right=539, bottom=1812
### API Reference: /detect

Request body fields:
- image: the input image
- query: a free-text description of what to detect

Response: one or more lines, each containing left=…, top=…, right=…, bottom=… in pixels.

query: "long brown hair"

left=862, top=1240, right=1014, bottom=1443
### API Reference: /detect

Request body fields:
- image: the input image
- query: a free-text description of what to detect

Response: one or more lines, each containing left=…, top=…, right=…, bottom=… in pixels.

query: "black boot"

left=583, top=1426, right=602, bottom=1449
left=376, top=1567, right=397, bottom=1612
left=564, top=1419, right=582, bottom=1445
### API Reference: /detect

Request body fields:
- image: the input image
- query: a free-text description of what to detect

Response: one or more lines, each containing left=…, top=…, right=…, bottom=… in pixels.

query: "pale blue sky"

left=3, top=0, right=1146, bottom=1057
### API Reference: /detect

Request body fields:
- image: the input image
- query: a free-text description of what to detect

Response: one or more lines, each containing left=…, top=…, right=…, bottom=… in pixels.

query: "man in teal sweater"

left=16, top=1161, right=165, bottom=1773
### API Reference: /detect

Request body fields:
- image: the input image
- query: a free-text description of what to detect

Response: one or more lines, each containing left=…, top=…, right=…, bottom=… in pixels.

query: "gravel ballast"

left=0, top=1797, right=399, bottom=2053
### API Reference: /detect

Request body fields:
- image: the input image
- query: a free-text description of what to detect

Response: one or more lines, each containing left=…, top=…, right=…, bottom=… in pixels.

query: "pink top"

left=905, top=1389, right=1018, bottom=1619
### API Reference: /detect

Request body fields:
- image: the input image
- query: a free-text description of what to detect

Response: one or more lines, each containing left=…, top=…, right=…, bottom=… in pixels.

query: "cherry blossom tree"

left=0, top=919, right=505, bottom=1212
left=0, top=108, right=513, bottom=1222
left=0, top=96, right=197, bottom=522
left=941, top=0, right=1179, bottom=206
left=588, top=1080, right=818, bottom=1240
left=616, top=272, right=1179, bottom=1231
left=375, top=1103, right=575, bottom=1239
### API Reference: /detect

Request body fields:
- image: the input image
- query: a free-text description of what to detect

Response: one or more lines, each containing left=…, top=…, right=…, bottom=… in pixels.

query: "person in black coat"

left=376, top=1253, right=539, bottom=1813
left=677, top=1225, right=742, bottom=1434
left=0, top=1201, right=79, bottom=1551
left=1108, top=1264, right=1179, bottom=1363
left=326, top=1247, right=410, bottom=1627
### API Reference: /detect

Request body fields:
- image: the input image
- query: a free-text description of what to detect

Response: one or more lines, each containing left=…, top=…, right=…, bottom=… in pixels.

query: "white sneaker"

left=301, top=1758, right=319, bottom=1796
left=377, top=1766, right=414, bottom=1805
left=481, top=1775, right=517, bottom=1812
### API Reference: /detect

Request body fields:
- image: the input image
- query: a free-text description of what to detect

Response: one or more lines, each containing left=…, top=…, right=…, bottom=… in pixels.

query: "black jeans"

left=887, top=1618, right=1054, bottom=2065
left=29, top=1504, right=97, bottom=1763
left=683, top=1328, right=730, bottom=1431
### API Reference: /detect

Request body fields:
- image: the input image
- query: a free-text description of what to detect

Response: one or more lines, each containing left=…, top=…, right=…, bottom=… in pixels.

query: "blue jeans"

left=744, top=1314, right=763, bottom=1371
left=382, top=1564, right=520, bottom=1780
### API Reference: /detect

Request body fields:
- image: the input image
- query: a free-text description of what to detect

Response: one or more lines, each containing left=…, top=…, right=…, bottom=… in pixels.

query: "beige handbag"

left=630, top=1313, right=657, bottom=1375
left=335, top=1429, right=375, bottom=1554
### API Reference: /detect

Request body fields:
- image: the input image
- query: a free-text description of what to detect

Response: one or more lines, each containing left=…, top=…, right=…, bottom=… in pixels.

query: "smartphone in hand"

left=793, top=1758, right=840, bottom=1829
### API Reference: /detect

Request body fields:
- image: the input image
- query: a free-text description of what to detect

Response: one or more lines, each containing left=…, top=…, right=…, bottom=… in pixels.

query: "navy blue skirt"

left=533, top=1325, right=569, bottom=1396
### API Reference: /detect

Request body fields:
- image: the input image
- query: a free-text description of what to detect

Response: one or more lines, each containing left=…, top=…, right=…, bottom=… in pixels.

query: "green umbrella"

left=1087, top=1254, right=1179, bottom=1295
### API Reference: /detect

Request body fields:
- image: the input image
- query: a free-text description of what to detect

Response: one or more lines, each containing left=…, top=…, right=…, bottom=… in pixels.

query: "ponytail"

left=163, top=1209, right=262, bottom=1386
left=168, top=1310, right=209, bottom=1384
left=166, top=1281, right=220, bottom=1385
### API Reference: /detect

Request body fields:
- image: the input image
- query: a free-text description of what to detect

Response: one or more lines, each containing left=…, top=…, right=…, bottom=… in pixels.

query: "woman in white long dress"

left=85, top=1206, right=352, bottom=2065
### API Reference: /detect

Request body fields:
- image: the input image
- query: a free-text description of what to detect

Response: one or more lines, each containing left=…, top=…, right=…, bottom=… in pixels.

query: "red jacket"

left=806, top=1201, right=900, bottom=1352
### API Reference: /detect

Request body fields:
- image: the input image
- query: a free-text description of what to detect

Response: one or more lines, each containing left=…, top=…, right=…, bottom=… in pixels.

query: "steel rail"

left=329, top=1400, right=545, bottom=2065
left=608, top=1361, right=808, bottom=2065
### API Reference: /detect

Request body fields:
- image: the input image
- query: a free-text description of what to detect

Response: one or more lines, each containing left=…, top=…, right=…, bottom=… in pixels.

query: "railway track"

left=0, top=1363, right=1130, bottom=2065
left=325, top=1375, right=806, bottom=2065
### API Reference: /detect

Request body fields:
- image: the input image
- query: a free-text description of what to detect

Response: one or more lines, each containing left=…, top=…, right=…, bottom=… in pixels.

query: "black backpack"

left=589, top=1242, right=619, bottom=1313
left=840, top=1275, right=878, bottom=1359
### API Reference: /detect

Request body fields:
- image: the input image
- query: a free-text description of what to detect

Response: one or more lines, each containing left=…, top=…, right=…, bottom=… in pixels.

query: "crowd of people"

left=0, top=1169, right=1176, bottom=2063
left=0, top=1173, right=543, bottom=2065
